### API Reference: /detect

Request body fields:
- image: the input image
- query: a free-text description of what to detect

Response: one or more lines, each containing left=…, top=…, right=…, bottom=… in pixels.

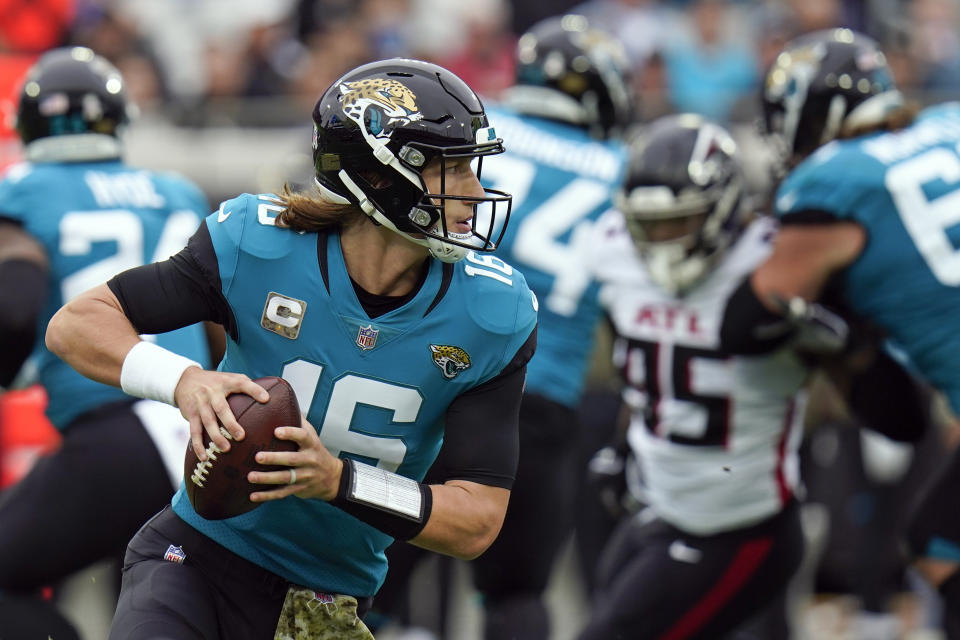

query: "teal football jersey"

left=0, top=160, right=211, bottom=428
left=172, top=193, right=538, bottom=597
left=775, top=103, right=960, bottom=413
left=483, top=107, right=626, bottom=407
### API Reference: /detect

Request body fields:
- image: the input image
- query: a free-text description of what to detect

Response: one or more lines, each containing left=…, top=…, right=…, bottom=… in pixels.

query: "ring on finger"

left=288, top=468, right=297, bottom=485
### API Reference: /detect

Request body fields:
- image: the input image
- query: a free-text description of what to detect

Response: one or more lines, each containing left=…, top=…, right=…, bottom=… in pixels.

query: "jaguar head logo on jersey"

left=339, top=77, right=423, bottom=139
left=430, top=344, right=471, bottom=379
left=261, top=292, right=307, bottom=340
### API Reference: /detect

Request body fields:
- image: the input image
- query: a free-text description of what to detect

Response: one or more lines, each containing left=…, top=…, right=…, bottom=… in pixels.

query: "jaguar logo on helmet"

left=339, top=77, right=423, bottom=139
left=429, top=344, right=472, bottom=380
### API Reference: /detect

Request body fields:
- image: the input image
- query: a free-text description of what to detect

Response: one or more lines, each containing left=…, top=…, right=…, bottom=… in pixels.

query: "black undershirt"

left=107, top=223, right=534, bottom=489
left=349, top=260, right=429, bottom=319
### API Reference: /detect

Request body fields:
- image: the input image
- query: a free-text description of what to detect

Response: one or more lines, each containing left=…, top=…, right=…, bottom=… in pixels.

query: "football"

left=183, top=376, right=301, bottom=520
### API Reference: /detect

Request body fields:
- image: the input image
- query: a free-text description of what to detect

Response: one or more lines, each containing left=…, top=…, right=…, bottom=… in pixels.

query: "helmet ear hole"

left=357, top=170, right=393, bottom=190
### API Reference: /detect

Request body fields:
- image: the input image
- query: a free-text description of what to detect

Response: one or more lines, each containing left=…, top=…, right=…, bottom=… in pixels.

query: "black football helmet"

left=762, top=28, right=903, bottom=163
left=503, top=14, right=633, bottom=139
left=615, top=114, right=747, bottom=294
left=312, top=58, right=511, bottom=263
left=16, top=47, right=130, bottom=148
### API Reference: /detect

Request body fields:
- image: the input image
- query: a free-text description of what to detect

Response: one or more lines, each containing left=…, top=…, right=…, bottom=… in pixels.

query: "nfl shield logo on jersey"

left=163, top=544, right=186, bottom=564
left=356, top=324, right=379, bottom=350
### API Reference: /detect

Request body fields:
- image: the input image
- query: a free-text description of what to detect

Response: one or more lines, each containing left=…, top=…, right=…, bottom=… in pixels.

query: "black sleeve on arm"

left=107, top=223, right=239, bottom=341
left=0, top=259, right=49, bottom=387
left=719, top=276, right=795, bottom=355
left=779, top=209, right=842, bottom=225
left=845, top=349, right=931, bottom=442
left=430, top=326, right=538, bottom=489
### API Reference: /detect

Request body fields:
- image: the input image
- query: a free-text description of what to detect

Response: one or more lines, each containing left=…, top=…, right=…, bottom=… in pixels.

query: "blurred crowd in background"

left=4, top=0, right=960, bottom=206
left=3, top=0, right=960, bottom=128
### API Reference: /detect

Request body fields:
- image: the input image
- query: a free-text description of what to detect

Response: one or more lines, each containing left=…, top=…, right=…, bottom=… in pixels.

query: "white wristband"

left=120, top=341, right=201, bottom=406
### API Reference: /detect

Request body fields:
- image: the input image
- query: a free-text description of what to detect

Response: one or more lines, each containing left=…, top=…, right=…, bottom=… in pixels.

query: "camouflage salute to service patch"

left=274, top=586, right=375, bottom=640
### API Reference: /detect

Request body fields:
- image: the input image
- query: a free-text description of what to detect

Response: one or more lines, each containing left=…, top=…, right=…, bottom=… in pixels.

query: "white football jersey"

left=586, top=212, right=808, bottom=535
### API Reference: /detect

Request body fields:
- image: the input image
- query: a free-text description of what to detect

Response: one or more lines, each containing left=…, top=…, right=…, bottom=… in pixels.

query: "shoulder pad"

left=0, top=162, right=34, bottom=185
left=457, top=252, right=538, bottom=338
left=774, top=143, right=881, bottom=220
left=205, top=192, right=294, bottom=260
left=0, top=164, right=41, bottom=221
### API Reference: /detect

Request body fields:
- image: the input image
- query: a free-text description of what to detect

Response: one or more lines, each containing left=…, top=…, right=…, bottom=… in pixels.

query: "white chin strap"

left=332, top=171, right=471, bottom=263
left=425, top=234, right=471, bottom=264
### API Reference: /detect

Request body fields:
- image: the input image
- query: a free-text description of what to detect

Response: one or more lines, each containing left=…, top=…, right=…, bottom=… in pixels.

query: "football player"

left=46, top=58, right=538, bottom=638
left=577, top=115, right=806, bottom=640
left=468, top=14, right=632, bottom=639
left=370, top=15, right=633, bottom=639
left=720, top=27, right=960, bottom=637
left=0, top=47, right=213, bottom=635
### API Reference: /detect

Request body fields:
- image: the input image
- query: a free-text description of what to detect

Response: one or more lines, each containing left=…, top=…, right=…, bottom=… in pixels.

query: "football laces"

left=189, top=426, right=233, bottom=488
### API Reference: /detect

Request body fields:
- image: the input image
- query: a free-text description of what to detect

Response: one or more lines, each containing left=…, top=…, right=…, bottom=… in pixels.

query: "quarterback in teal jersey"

left=719, top=28, right=960, bottom=637
left=48, top=58, right=537, bottom=639
left=0, top=47, right=212, bottom=637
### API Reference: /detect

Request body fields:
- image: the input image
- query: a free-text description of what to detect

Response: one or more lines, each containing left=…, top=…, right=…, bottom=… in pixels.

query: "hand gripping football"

left=183, top=376, right=301, bottom=520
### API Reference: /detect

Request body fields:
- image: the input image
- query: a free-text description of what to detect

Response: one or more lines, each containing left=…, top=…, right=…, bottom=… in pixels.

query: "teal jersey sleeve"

left=0, top=163, right=43, bottom=224
left=774, top=140, right=887, bottom=222
left=205, top=192, right=292, bottom=300
left=459, top=252, right=539, bottom=379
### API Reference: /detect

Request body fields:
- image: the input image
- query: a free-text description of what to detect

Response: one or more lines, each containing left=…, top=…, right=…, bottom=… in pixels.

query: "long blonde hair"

left=274, top=182, right=364, bottom=232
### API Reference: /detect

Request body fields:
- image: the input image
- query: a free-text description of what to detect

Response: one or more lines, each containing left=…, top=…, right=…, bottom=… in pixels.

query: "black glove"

left=768, top=294, right=850, bottom=355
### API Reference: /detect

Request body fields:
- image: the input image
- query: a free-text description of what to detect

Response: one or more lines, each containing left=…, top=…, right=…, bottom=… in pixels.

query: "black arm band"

left=0, top=259, right=49, bottom=387
left=331, top=459, right=434, bottom=541
left=719, top=277, right=795, bottom=355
